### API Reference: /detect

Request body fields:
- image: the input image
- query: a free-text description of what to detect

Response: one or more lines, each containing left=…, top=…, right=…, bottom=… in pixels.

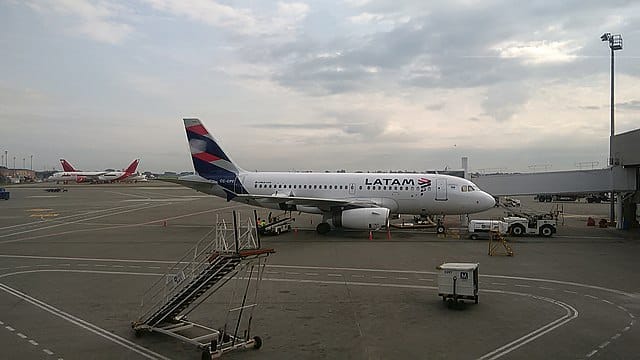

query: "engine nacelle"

left=332, top=208, right=390, bottom=230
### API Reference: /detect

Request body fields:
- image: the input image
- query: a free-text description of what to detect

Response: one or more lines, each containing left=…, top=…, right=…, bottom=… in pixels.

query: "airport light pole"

left=30, top=155, right=33, bottom=170
left=4, top=151, right=6, bottom=167
left=601, top=32, right=622, bottom=224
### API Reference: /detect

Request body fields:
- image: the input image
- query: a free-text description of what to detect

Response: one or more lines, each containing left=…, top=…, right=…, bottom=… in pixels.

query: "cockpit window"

left=461, top=185, right=468, bottom=192
left=468, top=185, right=475, bottom=191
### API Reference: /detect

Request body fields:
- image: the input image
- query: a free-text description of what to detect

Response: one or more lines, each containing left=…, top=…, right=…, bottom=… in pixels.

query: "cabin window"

left=339, top=185, right=343, bottom=189
left=394, top=186, right=398, bottom=190
left=359, top=186, right=363, bottom=190
left=411, top=186, right=414, bottom=191
left=293, top=185, right=297, bottom=189
left=378, top=186, right=381, bottom=190
left=313, top=185, right=317, bottom=189
left=324, top=185, right=327, bottom=189
left=367, top=186, right=370, bottom=190
left=383, top=186, right=386, bottom=190
left=329, top=185, right=333, bottom=189
left=303, top=185, right=307, bottom=189
left=269, top=184, right=272, bottom=188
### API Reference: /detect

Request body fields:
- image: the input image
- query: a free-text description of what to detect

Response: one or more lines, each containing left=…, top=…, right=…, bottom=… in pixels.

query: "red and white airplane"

left=98, top=159, right=140, bottom=182
left=48, top=159, right=140, bottom=183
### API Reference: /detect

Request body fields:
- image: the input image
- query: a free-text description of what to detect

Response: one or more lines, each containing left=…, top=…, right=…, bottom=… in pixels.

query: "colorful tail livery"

left=60, top=159, right=77, bottom=172
left=184, top=118, right=246, bottom=195
left=124, top=159, right=140, bottom=174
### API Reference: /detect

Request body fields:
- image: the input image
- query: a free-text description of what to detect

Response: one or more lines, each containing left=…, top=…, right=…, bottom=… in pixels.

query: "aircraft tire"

left=316, top=223, right=331, bottom=234
left=436, top=225, right=445, bottom=234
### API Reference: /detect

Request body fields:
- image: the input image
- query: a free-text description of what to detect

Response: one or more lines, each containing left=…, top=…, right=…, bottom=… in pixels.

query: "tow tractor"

left=503, top=215, right=556, bottom=237
left=497, top=202, right=557, bottom=237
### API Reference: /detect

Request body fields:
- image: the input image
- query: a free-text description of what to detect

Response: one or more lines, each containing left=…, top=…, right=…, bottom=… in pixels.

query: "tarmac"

left=0, top=182, right=638, bottom=359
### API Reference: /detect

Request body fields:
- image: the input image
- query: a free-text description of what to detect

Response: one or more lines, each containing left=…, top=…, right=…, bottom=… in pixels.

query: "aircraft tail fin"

left=183, top=118, right=244, bottom=180
left=60, top=159, right=76, bottom=172
left=124, top=159, right=140, bottom=174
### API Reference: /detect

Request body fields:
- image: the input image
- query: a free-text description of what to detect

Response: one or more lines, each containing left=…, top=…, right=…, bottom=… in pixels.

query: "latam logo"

left=364, top=178, right=433, bottom=187
left=418, top=178, right=432, bottom=187
left=365, top=178, right=415, bottom=186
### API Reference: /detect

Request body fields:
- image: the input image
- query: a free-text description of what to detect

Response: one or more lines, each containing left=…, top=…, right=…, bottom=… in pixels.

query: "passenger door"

left=435, top=178, right=447, bottom=201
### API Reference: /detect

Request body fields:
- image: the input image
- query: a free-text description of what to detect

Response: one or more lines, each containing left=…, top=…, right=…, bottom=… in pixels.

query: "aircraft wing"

left=163, top=176, right=382, bottom=211
left=233, top=193, right=381, bottom=211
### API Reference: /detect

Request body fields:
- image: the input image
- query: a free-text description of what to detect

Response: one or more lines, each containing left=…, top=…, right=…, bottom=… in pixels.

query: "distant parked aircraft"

left=47, top=159, right=140, bottom=183
left=98, top=159, right=140, bottom=182
left=169, top=118, right=495, bottom=234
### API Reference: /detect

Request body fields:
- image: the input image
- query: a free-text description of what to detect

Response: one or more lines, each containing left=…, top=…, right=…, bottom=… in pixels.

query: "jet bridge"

left=132, top=211, right=274, bottom=359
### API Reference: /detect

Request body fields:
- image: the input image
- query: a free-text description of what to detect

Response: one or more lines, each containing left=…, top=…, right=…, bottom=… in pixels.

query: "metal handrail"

left=136, top=212, right=261, bottom=325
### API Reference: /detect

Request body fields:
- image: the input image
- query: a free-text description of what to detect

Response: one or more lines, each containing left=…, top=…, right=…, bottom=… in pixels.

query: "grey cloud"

left=251, top=123, right=337, bottom=130
left=241, top=0, right=640, bottom=99
left=617, top=100, right=640, bottom=111
left=481, top=83, right=531, bottom=122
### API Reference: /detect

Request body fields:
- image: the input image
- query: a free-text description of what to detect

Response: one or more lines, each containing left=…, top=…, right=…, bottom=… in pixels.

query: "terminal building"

left=470, top=128, right=640, bottom=230
left=0, top=166, right=36, bottom=183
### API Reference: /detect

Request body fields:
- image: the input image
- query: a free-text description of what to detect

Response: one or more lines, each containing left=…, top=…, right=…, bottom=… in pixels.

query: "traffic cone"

left=387, top=228, right=391, bottom=240
left=368, top=231, right=373, bottom=240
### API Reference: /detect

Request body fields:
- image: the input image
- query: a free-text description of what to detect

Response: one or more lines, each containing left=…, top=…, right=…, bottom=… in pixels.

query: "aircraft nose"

left=479, top=191, right=496, bottom=209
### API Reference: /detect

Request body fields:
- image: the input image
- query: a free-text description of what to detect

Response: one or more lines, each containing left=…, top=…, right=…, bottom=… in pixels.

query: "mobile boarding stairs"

left=132, top=211, right=274, bottom=359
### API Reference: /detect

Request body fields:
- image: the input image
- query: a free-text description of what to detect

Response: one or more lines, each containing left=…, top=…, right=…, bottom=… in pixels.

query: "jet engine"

left=332, top=208, right=390, bottom=230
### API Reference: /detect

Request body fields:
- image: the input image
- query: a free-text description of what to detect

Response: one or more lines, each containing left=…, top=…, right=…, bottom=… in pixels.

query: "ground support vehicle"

left=258, top=214, right=293, bottom=236
left=504, top=216, right=556, bottom=237
left=468, top=220, right=508, bottom=240
left=0, top=188, right=9, bottom=200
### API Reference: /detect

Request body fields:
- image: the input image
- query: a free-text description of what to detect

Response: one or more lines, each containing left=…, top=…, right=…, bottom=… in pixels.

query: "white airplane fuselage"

left=182, top=171, right=495, bottom=216
left=176, top=118, right=495, bottom=233
left=47, top=171, right=104, bottom=183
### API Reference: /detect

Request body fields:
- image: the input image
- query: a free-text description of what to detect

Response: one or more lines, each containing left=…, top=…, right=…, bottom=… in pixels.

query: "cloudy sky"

left=1, top=0, right=639, bottom=173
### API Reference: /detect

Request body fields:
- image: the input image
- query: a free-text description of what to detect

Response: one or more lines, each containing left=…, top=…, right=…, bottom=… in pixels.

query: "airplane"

left=47, top=159, right=139, bottom=183
left=170, top=118, right=496, bottom=234
left=47, top=159, right=106, bottom=183
left=97, top=159, right=140, bottom=182
left=122, top=172, right=148, bottom=183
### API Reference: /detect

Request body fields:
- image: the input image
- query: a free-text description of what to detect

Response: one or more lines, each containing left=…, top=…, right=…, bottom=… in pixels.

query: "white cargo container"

left=436, top=263, right=479, bottom=304
left=468, top=220, right=508, bottom=240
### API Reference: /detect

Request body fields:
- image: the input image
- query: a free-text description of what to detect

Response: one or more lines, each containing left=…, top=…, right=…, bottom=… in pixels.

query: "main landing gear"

left=316, top=222, right=331, bottom=234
